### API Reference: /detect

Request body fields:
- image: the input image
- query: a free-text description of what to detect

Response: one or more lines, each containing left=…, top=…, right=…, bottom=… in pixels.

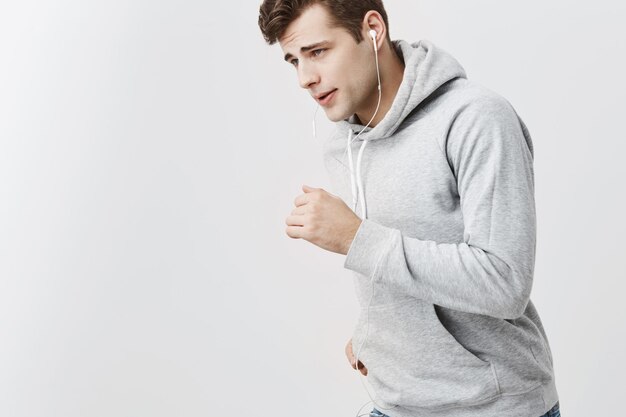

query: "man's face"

left=279, top=4, right=378, bottom=122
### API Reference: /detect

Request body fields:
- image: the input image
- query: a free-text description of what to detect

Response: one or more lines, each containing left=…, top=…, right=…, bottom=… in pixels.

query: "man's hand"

left=345, top=338, right=368, bottom=376
left=285, top=184, right=362, bottom=255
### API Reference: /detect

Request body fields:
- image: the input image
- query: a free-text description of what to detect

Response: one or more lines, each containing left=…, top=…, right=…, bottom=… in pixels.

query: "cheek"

left=342, top=81, right=364, bottom=106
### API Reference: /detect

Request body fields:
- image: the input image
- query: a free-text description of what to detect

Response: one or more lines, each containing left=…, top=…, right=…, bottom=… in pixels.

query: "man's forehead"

left=280, top=23, right=323, bottom=50
left=279, top=30, right=307, bottom=50
left=279, top=4, right=334, bottom=50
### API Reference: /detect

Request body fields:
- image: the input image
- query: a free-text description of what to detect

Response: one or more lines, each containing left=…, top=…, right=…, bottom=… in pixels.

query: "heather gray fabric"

left=321, top=39, right=559, bottom=417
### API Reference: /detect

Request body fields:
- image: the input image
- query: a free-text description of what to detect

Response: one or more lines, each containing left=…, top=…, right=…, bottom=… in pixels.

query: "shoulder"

left=433, top=78, right=519, bottom=123
left=429, top=79, right=526, bottom=145
left=435, top=79, right=534, bottom=165
left=420, top=78, right=525, bottom=157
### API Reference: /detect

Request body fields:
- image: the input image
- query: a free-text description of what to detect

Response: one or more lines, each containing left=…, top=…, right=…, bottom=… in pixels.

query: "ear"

left=361, top=10, right=386, bottom=49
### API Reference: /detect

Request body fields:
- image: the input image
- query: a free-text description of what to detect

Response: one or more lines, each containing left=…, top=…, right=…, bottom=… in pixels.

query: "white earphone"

left=312, top=28, right=379, bottom=140
left=369, top=29, right=378, bottom=52
left=307, top=25, right=390, bottom=415
left=350, top=26, right=398, bottom=416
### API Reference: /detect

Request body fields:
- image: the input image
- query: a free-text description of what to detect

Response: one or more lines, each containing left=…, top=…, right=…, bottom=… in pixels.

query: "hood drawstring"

left=337, top=40, right=468, bottom=417
left=337, top=40, right=467, bottom=223
left=347, top=129, right=369, bottom=220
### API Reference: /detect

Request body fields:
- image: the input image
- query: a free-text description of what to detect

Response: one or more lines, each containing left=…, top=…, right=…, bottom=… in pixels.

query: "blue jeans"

left=369, top=400, right=561, bottom=417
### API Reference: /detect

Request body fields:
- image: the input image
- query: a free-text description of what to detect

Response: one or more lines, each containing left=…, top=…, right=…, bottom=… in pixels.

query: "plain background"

left=1, top=1, right=624, bottom=416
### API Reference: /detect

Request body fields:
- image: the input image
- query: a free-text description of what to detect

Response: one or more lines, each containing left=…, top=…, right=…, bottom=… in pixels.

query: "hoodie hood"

left=340, top=39, right=468, bottom=220
left=338, top=38, right=467, bottom=141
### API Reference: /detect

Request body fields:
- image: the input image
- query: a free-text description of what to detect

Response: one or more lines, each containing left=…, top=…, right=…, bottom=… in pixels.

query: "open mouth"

left=319, top=90, right=334, bottom=100
left=318, top=89, right=337, bottom=105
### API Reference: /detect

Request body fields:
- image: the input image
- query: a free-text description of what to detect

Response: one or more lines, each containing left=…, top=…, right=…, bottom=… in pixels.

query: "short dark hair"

left=258, top=0, right=392, bottom=46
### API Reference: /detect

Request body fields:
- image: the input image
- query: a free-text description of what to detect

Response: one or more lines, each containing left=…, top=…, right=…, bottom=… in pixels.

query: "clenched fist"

left=285, top=185, right=362, bottom=255
left=345, top=338, right=368, bottom=376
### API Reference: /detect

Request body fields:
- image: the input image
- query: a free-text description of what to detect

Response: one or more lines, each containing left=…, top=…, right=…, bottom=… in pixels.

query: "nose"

left=297, top=62, right=319, bottom=90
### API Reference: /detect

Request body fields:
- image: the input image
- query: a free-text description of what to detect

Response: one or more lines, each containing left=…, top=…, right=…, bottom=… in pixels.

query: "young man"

left=258, top=1, right=561, bottom=417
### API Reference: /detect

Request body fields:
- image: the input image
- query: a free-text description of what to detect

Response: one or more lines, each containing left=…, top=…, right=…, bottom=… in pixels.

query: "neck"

left=354, top=42, right=405, bottom=128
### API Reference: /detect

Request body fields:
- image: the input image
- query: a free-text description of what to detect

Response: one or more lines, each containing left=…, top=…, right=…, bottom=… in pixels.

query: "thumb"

left=302, top=184, right=315, bottom=192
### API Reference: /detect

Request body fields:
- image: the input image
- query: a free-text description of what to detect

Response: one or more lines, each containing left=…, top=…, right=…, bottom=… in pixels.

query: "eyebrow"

left=284, top=41, right=330, bottom=63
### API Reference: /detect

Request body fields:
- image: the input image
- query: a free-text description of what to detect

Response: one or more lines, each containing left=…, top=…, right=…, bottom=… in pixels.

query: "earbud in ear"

left=368, top=29, right=378, bottom=52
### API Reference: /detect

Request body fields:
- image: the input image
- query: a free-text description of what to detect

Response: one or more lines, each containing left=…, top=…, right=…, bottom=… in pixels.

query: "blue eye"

left=312, top=48, right=326, bottom=57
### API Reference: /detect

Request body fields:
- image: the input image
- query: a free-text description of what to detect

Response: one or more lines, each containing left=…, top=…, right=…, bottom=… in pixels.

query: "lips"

left=317, top=89, right=337, bottom=105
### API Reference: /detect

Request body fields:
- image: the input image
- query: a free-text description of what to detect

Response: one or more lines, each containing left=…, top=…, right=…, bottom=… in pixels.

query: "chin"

left=326, top=114, right=343, bottom=123
left=324, top=107, right=349, bottom=123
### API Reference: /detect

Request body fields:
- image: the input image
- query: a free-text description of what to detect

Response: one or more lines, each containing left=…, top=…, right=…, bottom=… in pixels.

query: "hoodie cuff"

left=344, top=219, right=395, bottom=280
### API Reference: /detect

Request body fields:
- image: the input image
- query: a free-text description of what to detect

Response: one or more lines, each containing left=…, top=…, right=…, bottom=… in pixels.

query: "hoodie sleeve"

left=343, top=95, right=536, bottom=320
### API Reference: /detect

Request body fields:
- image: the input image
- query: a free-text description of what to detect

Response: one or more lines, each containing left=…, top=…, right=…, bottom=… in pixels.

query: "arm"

left=343, top=95, right=536, bottom=320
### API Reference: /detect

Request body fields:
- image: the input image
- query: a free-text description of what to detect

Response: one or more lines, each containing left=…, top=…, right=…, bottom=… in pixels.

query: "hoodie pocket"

left=352, top=298, right=501, bottom=410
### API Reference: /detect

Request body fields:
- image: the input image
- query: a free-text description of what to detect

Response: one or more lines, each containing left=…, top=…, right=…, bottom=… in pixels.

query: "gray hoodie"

left=321, top=39, right=559, bottom=417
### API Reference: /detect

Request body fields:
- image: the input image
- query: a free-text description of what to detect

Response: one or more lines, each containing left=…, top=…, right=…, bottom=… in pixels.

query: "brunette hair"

left=258, top=0, right=392, bottom=46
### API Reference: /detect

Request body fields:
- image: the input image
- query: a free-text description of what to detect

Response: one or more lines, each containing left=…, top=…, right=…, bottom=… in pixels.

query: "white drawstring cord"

left=347, top=130, right=359, bottom=211
left=349, top=35, right=398, bottom=417
left=355, top=139, right=369, bottom=219
left=345, top=34, right=383, bottom=219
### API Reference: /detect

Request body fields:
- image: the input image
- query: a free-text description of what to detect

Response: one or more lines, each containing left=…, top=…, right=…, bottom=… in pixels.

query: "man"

left=258, top=1, right=561, bottom=417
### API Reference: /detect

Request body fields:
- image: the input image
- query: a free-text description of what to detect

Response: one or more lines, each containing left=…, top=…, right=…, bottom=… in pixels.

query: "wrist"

left=343, top=218, right=362, bottom=255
